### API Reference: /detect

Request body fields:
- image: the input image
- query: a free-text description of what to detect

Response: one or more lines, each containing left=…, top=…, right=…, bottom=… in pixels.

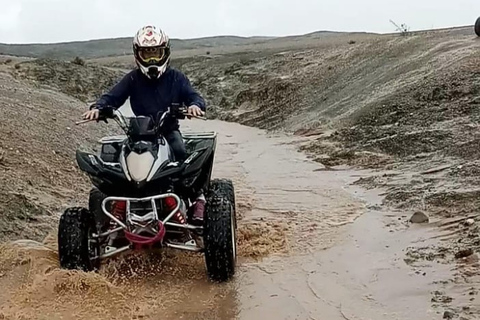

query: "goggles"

left=138, top=46, right=169, bottom=64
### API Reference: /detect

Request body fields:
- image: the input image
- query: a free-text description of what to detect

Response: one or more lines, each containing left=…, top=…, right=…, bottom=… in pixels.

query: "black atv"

left=57, top=104, right=237, bottom=282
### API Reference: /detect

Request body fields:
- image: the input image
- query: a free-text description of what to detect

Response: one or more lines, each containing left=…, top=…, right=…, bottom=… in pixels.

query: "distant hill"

left=0, top=35, right=276, bottom=60
left=0, top=31, right=375, bottom=60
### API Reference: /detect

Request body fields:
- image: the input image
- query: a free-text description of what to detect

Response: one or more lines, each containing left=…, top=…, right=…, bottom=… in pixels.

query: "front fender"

left=76, top=150, right=128, bottom=181
left=76, top=150, right=100, bottom=176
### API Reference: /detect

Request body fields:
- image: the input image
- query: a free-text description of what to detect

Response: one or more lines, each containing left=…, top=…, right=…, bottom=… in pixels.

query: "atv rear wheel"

left=58, top=207, right=100, bottom=271
left=204, top=179, right=237, bottom=282
left=476, top=17, right=480, bottom=37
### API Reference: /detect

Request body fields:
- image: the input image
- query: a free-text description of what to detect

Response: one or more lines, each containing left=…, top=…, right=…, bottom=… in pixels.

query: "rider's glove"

left=89, top=104, right=113, bottom=122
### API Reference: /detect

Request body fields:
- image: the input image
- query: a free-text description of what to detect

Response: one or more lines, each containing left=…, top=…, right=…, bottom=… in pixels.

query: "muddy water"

left=0, top=119, right=452, bottom=320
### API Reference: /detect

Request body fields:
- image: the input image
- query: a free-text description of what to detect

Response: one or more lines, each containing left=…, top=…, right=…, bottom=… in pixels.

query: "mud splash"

left=0, top=240, right=238, bottom=320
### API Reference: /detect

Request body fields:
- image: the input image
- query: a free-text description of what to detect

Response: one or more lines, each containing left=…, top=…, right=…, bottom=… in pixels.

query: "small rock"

left=465, top=219, right=475, bottom=226
left=410, top=211, right=429, bottom=224
left=455, top=248, right=474, bottom=259
left=443, top=311, right=455, bottom=319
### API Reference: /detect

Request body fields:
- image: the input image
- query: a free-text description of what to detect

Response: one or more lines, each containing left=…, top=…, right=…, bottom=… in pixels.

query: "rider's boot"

left=191, top=194, right=206, bottom=226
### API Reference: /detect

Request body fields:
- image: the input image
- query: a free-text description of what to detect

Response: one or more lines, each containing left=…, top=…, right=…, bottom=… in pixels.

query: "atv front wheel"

left=58, top=207, right=100, bottom=271
left=476, top=17, right=480, bottom=37
left=207, top=178, right=236, bottom=227
left=204, top=179, right=237, bottom=282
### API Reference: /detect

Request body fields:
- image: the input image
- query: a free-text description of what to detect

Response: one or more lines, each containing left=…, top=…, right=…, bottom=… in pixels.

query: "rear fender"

left=182, top=147, right=214, bottom=176
left=184, top=135, right=216, bottom=155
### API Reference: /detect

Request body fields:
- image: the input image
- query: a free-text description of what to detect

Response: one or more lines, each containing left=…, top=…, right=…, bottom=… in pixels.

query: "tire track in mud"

left=0, top=119, right=364, bottom=320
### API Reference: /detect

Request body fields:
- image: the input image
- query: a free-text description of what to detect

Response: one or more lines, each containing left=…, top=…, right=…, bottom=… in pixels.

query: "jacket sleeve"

left=92, top=72, right=133, bottom=113
left=178, top=71, right=206, bottom=111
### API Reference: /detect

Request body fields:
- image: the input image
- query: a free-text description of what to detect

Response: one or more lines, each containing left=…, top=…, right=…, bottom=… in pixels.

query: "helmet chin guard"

left=147, top=67, right=160, bottom=79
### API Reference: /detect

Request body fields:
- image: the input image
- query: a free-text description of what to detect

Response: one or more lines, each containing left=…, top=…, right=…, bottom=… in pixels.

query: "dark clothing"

left=94, top=67, right=206, bottom=133
left=94, top=66, right=204, bottom=162
left=164, top=130, right=187, bottom=162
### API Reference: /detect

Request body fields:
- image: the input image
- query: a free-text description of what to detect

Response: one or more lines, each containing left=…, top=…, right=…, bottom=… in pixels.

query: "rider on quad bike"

left=83, top=25, right=207, bottom=225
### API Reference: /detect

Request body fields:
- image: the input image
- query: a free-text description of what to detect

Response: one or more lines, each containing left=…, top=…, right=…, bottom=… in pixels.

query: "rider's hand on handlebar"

left=187, top=105, right=205, bottom=118
left=82, top=109, right=100, bottom=121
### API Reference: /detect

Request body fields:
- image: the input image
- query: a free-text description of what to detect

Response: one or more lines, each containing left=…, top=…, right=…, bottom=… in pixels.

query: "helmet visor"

left=138, top=46, right=169, bottom=65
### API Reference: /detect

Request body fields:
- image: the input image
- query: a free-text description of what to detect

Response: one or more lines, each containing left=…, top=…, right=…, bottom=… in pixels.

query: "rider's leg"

left=164, top=130, right=205, bottom=224
left=164, top=130, right=187, bottom=162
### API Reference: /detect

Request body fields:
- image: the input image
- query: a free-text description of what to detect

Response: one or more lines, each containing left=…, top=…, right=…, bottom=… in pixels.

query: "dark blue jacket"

left=94, top=67, right=206, bottom=132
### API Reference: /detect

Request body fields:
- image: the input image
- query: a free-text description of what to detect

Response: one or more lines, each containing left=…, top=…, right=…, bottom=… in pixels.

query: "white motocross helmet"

left=133, top=26, right=171, bottom=79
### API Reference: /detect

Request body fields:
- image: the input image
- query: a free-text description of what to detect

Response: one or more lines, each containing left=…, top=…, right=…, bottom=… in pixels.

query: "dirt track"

left=0, top=117, right=477, bottom=319
left=0, top=117, right=464, bottom=320
left=0, top=117, right=359, bottom=319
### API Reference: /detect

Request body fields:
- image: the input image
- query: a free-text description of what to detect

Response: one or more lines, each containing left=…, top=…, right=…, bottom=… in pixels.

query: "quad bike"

left=57, top=104, right=237, bottom=282
left=476, top=17, right=480, bottom=37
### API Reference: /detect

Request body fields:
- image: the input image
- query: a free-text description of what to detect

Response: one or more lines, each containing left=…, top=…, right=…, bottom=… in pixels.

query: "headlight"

left=126, top=151, right=155, bottom=182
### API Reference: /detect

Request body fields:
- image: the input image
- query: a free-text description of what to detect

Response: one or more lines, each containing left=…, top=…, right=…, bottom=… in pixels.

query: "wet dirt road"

left=0, top=119, right=453, bottom=320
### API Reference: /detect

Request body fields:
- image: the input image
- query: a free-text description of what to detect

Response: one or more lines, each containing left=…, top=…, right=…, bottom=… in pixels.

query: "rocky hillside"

left=12, top=58, right=124, bottom=102
left=0, top=59, right=122, bottom=241
left=179, top=28, right=476, bottom=131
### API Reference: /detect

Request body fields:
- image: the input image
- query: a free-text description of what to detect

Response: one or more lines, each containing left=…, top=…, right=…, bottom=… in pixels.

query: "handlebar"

left=76, top=104, right=206, bottom=126
left=172, top=105, right=207, bottom=121
left=75, top=117, right=109, bottom=125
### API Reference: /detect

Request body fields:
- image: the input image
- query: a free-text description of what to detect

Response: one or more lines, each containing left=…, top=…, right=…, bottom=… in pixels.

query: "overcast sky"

left=0, top=0, right=479, bottom=43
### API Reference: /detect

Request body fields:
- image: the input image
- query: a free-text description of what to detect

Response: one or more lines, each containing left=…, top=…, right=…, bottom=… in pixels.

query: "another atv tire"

left=58, top=207, right=99, bottom=271
left=204, top=179, right=237, bottom=282
left=476, top=17, right=480, bottom=37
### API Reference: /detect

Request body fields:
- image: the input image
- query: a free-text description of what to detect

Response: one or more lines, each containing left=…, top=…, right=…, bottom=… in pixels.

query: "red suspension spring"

left=164, top=197, right=185, bottom=224
left=110, top=201, right=126, bottom=227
